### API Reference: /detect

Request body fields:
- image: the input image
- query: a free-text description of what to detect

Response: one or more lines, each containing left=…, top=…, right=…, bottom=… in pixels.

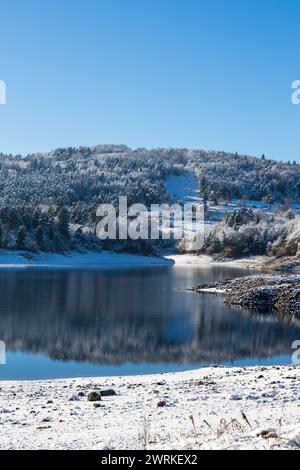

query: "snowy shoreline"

left=167, top=253, right=300, bottom=272
left=166, top=253, right=267, bottom=270
left=0, top=365, right=299, bottom=450
left=0, top=250, right=295, bottom=273
left=0, top=250, right=174, bottom=270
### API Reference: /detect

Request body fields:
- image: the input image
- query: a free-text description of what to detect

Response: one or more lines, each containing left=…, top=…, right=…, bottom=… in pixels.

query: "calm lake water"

left=0, top=264, right=299, bottom=380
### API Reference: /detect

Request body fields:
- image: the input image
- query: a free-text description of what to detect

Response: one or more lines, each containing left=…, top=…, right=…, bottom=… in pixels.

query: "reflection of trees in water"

left=0, top=269, right=299, bottom=365
left=192, top=298, right=299, bottom=363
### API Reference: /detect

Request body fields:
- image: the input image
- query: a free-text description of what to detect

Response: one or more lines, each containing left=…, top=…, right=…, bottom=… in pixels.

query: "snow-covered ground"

left=166, top=254, right=215, bottom=266
left=0, top=251, right=173, bottom=270
left=0, top=366, right=299, bottom=450
left=165, top=173, right=200, bottom=203
left=166, top=253, right=267, bottom=270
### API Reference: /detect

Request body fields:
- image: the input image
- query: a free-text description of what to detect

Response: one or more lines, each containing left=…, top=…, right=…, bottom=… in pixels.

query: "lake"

left=0, top=263, right=299, bottom=380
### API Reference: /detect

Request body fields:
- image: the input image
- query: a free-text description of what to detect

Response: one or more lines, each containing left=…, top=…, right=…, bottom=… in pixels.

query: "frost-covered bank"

left=0, top=366, right=299, bottom=450
left=0, top=250, right=173, bottom=270
left=193, top=275, right=300, bottom=319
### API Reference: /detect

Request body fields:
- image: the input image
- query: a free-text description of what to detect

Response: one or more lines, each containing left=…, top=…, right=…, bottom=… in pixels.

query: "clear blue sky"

left=0, top=0, right=300, bottom=161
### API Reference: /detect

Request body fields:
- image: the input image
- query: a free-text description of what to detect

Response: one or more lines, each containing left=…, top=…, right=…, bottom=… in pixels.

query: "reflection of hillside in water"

left=0, top=268, right=299, bottom=365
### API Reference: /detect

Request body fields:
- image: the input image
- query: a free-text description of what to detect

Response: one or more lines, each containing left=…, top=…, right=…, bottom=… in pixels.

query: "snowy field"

left=0, top=366, right=299, bottom=450
left=165, top=173, right=199, bottom=202
left=0, top=251, right=173, bottom=270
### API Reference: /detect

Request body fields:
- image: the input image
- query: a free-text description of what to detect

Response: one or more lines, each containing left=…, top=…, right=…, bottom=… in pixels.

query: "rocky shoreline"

left=192, top=275, right=300, bottom=318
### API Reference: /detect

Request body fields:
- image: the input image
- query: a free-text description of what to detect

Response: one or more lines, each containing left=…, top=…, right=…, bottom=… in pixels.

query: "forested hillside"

left=0, top=145, right=299, bottom=254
